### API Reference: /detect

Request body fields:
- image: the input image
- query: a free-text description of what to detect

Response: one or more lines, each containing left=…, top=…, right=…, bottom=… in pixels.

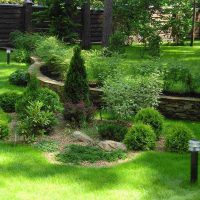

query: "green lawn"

left=0, top=50, right=27, bottom=94
left=0, top=46, right=200, bottom=199
left=86, top=42, right=200, bottom=93
left=0, top=142, right=199, bottom=200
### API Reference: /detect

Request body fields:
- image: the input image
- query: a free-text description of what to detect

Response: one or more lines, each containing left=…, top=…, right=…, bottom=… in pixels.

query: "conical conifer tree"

left=64, top=46, right=90, bottom=104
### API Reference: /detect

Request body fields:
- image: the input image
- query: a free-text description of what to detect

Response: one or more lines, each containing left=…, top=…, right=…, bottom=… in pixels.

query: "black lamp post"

left=6, top=48, right=11, bottom=65
left=189, top=139, right=200, bottom=184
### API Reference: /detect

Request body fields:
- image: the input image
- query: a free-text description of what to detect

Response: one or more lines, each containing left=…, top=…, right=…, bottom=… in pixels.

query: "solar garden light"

left=189, top=139, right=200, bottom=183
left=6, top=48, right=11, bottom=65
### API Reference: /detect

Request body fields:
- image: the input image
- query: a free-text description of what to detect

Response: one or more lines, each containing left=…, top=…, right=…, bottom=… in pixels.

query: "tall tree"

left=102, top=0, right=113, bottom=47
left=190, top=0, right=196, bottom=46
left=81, top=0, right=91, bottom=49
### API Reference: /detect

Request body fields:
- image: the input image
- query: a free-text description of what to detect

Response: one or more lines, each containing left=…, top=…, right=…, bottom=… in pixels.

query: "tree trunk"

left=81, top=0, right=91, bottom=49
left=102, top=0, right=113, bottom=47
left=190, top=0, right=196, bottom=47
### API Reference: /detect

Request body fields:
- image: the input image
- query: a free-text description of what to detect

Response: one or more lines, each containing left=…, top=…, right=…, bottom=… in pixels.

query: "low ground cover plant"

left=9, top=69, right=30, bottom=86
left=57, top=144, right=127, bottom=164
left=124, top=123, right=156, bottom=150
left=33, top=140, right=59, bottom=152
left=98, top=122, right=128, bottom=142
left=135, top=108, right=164, bottom=140
left=0, top=92, right=21, bottom=113
left=165, top=123, right=194, bottom=153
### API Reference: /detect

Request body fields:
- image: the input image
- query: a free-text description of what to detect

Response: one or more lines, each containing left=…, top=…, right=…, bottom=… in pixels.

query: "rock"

left=98, top=140, right=127, bottom=151
left=72, top=131, right=94, bottom=144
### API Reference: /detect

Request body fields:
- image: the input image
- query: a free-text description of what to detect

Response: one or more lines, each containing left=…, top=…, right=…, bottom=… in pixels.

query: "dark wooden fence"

left=0, top=3, right=103, bottom=47
left=1, top=2, right=200, bottom=48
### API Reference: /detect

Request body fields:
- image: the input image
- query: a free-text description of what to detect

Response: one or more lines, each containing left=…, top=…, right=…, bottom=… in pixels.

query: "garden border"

left=29, top=57, right=200, bottom=121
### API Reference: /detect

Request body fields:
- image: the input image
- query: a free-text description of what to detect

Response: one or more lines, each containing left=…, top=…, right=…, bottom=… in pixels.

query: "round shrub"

left=0, top=92, right=21, bottom=113
left=165, top=123, right=194, bottom=153
left=98, top=122, right=128, bottom=142
left=16, top=87, right=63, bottom=117
left=0, top=123, right=9, bottom=140
left=9, top=69, right=30, bottom=86
left=124, top=123, right=156, bottom=151
left=135, top=108, right=164, bottom=140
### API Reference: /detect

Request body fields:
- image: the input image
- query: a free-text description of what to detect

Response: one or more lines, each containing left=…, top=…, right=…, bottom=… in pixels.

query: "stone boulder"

left=98, top=140, right=127, bottom=151
left=72, top=131, right=94, bottom=145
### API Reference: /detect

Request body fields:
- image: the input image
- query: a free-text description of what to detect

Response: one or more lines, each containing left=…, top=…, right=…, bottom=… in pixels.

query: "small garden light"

left=189, top=139, right=200, bottom=183
left=6, top=48, right=11, bottom=65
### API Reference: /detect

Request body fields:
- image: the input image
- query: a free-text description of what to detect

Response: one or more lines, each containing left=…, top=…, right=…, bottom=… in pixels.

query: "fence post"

left=81, top=0, right=91, bottom=49
left=23, top=0, right=33, bottom=32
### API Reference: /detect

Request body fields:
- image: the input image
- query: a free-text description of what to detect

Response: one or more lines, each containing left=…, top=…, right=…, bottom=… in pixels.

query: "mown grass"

left=0, top=50, right=27, bottom=94
left=0, top=142, right=200, bottom=200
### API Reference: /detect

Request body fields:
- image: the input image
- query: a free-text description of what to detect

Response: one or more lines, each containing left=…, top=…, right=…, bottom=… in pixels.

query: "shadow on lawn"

left=0, top=143, right=200, bottom=199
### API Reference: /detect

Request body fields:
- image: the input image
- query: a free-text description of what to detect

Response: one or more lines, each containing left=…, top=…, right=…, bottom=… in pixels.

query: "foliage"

left=10, top=31, right=42, bottom=52
left=0, top=92, right=21, bottom=113
left=46, top=0, right=79, bottom=42
left=124, top=123, right=156, bottom=151
left=16, top=77, right=63, bottom=118
left=162, top=0, right=192, bottom=45
left=33, top=140, right=59, bottom=152
left=12, top=49, right=31, bottom=63
left=57, top=144, right=127, bottom=164
left=64, top=46, right=92, bottom=126
left=102, top=71, right=163, bottom=119
left=0, top=123, right=9, bottom=140
left=64, top=102, right=95, bottom=127
left=35, top=36, right=69, bottom=80
left=64, top=46, right=90, bottom=104
left=17, top=101, right=57, bottom=142
left=163, top=64, right=195, bottom=94
left=108, top=31, right=127, bottom=53
left=98, top=122, right=128, bottom=142
left=147, top=34, right=161, bottom=57
left=165, top=123, right=194, bottom=153
left=9, top=69, right=30, bottom=86
left=135, top=108, right=164, bottom=140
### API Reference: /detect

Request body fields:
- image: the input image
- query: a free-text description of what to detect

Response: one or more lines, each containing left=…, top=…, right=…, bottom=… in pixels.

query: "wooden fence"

left=0, top=2, right=103, bottom=47
left=1, top=2, right=200, bottom=48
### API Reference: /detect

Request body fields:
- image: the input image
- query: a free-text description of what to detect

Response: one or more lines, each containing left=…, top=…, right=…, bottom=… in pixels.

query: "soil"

left=8, top=113, right=165, bottom=168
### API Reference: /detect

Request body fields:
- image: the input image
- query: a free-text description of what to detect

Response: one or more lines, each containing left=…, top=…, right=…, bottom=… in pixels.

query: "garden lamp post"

left=189, top=139, right=200, bottom=183
left=6, top=48, right=11, bottom=65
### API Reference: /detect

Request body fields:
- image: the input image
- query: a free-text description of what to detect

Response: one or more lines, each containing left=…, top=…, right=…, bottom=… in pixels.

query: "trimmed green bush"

left=9, top=69, right=30, bottom=86
left=57, top=144, right=127, bottom=164
left=165, top=123, right=194, bottom=153
left=124, top=123, right=156, bottom=150
left=98, top=122, right=128, bottom=142
left=16, top=77, right=63, bottom=118
left=0, top=123, right=9, bottom=140
left=64, top=46, right=90, bottom=104
left=0, top=92, right=21, bottom=113
left=135, top=108, right=164, bottom=140
left=64, top=46, right=93, bottom=125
